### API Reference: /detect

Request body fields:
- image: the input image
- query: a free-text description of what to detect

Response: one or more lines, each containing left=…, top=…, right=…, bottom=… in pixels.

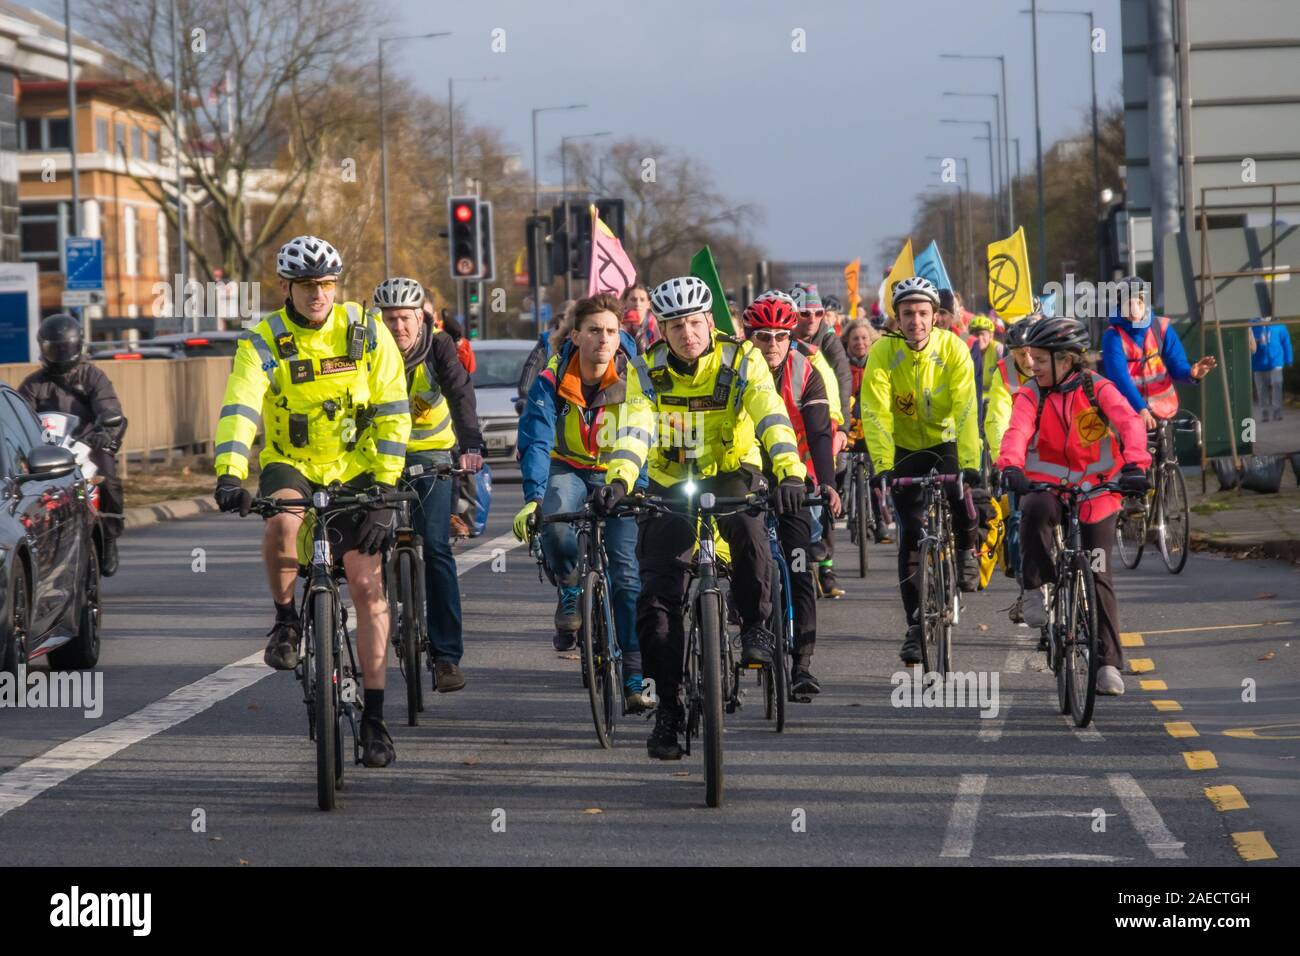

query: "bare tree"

left=82, top=0, right=380, bottom=282
left=563, top=137, right=763, bottom=285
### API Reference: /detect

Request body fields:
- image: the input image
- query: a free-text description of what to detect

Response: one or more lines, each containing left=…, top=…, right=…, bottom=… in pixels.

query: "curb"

left=1190, top=531, right=1300, bottom=565
left=123, top=495, right=219, bottom=531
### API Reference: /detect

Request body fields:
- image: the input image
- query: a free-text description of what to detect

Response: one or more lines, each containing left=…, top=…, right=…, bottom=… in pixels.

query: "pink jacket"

left=997, top=370, right=1151, bottom=522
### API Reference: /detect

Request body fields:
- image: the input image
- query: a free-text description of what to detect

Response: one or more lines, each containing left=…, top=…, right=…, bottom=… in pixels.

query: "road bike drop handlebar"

left=1024, top=479, right=1125, bottom=498
left=889, top=471, right=979, bottom=522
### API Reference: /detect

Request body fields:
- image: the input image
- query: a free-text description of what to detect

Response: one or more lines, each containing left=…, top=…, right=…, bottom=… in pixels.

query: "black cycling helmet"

left=822, top=294, right=842, bottom=312
left=38, top=313, right=83, bottom=375
left=1022, top=316, right=1089, bottom=353
left=1005, top=316, right=1039, bottom=349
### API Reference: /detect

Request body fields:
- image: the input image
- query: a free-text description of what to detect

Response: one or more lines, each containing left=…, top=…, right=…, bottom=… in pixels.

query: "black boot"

left=647, top=704, right=684, bottom=760
left=899, top=625, right=923, bottom=665
left=100, top=536, right=119, bottom=577
left=359, top=718, right=395, bottom=768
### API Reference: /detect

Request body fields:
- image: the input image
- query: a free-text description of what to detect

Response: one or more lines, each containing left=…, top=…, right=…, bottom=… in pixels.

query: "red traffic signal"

left=454, top=203, right=473, bottom=223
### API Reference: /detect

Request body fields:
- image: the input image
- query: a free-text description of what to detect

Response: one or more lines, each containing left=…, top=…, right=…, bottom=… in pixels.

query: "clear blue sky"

left=46, top=0, right=1124, bottom=275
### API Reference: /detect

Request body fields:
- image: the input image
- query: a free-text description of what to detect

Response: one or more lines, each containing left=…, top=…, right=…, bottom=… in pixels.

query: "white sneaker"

left=1022, top=588, right=1048, bottom=628
left=1098, top=665, right=1125, bottom=696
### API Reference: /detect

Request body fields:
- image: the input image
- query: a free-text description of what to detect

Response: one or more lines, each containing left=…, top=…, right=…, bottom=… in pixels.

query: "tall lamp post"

left=1023, top=7, right=1101, bottom=269
left=942, top=118, right=996, bottom=216
left=940, top=53, right=1012, bottom=231
left=943, top=91, right=1004, bottom=233
left=530, top=104, right=587, bottom=330
left=559, top=131, right=611, bottom=299
left=379, top=31, right=451, bottom=277
left=448, top=75, right=497, bottom=193
left=926, top=153, right=974, bottom=294
left=1029, top=0, right=1047, bottom=283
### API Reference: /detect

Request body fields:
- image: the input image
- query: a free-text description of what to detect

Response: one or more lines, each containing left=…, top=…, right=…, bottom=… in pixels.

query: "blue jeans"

left=540, top=463, right=642, bottom=677
left=409, top=468, right=463, bottom=664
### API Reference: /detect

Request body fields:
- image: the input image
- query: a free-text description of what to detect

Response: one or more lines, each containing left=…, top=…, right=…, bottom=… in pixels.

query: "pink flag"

left=587, top=206, right=636, bottom=298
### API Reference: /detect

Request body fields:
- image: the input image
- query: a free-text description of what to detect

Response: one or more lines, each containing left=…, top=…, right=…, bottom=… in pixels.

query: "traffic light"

left=595, top=198, right=625, bottom=240
left=525, top=215, right=553, bottom=287
left=448, top=196, right=483, bottom=280
left=549, top=203, right=570, bottom=279
left=570, top=203, right=594, bottom=280
left=478, top=200, right=496, bottom=283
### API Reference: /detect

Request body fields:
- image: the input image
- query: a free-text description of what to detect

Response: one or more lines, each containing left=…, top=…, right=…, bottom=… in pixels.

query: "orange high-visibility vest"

left=1117, top=316, right=1179, bottom=419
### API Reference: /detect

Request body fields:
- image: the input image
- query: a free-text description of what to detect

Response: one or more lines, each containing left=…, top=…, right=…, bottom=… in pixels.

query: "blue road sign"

left=65, top=237, right=104, bottom=291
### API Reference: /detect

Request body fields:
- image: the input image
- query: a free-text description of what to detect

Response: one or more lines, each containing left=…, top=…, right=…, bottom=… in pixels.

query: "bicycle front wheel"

left=697, top=589, right=725, bottom=808
left=1157, top=462, right=1190, bottom=574
left=855, top=465, right=870, bottom=576
left=397, top=551, right=422, bottom=727
left=1115, top=505, right=1146, bottom=570
left=916, top=540, right=943, bottom=681
left=580, top=570, right=614, bottom=749
left=1066, top=557, right=1100, bottom=727
left=312, top=590, right=338, bottom=811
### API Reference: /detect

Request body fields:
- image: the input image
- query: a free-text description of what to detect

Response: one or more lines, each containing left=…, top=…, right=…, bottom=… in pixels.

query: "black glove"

left=773, top=477, right=806, bottom=516
left=1119, top=464, right=1150, bottom=495
left=86, top=428, right=113, bottom=451
left=357, top=486, right=398, bottom=554
left=1000, top=467, right=1030, bottom=495
left=962, top=468, right=983, bottom=489
left=214, top=474, right=253, bottom=516
left=590, top=479, right=628, bottom=517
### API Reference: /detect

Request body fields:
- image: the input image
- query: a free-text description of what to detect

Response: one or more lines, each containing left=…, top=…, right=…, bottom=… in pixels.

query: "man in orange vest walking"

left=1100, top=277, right=1216, bottom=430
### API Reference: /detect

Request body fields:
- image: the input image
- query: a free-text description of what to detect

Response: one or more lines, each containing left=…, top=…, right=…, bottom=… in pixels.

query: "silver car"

left=470, top=339, right=536, bottom=461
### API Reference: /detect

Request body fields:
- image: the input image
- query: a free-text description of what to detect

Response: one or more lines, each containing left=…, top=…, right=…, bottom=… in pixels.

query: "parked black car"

left=0, top=384, right=101, bottom=673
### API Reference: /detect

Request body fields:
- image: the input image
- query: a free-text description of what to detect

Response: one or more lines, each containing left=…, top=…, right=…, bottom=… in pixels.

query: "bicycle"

left=890, top=470, right=976, bottom=682
left=540, top=496, right=649, bottom=749
left=248, top=485, right=416, bottom=811
left=1027, top=479, right=1123, bottom=728
left=1115, top=413, right=1198, bottom=574
left=844, top=450, right=876, bottom=577
left=757, top=493, right=825, bottom=732
left=389, top=460, right=472, bottom=727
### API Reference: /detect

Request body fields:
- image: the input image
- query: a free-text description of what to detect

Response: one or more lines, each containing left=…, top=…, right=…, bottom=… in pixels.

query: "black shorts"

left=257, top=463, right=369, bottom=557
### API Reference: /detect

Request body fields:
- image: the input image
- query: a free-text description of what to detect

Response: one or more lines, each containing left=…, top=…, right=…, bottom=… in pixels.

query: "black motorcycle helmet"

left=38, top=313, right=84, bottom=375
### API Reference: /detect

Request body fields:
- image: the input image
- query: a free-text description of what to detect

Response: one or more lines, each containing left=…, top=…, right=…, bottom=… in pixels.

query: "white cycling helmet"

left=891, top=275, right=941, bottom=309
left=277, top=235, right=343, bottom=280
left=650, top=276, right=713, bottom=322
left=755, top=289, right=795, bottom=306
left=373, top=276, right=425, bottom=309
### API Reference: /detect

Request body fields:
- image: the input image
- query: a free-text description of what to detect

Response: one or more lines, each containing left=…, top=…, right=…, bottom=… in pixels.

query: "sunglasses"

left=798, top=310, right=825, bottom=319
left=293, top=279, right=337, bottom=293
left=750, top=329, right=792, bottom=343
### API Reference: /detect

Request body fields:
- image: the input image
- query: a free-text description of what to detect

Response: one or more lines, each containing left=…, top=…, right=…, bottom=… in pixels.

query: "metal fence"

left=0, top=357, right=231, bottom=473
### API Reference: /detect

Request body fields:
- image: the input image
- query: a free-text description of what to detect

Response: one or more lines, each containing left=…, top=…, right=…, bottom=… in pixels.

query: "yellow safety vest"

left=406, top=361, right=456, bottom=453
left=214, top=301, right=411, bottom=486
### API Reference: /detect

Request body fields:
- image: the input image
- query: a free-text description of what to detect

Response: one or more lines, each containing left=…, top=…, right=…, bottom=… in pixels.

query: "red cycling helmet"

left=742, top=295, right=797, bottom=330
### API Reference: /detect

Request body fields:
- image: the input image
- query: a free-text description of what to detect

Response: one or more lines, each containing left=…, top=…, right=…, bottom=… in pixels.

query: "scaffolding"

left=1194, top=181, right=1300, bottom=481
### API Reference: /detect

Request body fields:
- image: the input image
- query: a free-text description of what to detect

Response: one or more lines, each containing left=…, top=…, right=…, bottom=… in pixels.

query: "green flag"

left=689, top=245, right=733, bottom=334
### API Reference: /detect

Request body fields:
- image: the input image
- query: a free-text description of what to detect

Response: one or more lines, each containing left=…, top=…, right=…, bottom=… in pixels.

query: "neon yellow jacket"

left=214, top=302, right=410, bottom=485
left=983, top=355, right=1031, bottom=463
left=808, top=347, right=843, bottom=426
left=645, top=334, right=806, bottom=487
left=860, top=327, right=980, bottom=472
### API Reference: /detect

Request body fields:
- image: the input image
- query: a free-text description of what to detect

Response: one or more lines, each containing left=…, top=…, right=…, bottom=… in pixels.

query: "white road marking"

left=998, top=810, right=1097, bottom=818
left=992, top=853, right=1130, bottom=862
left=939, top=773, right=987, bottom=858
left=978, top=693, right=1011, bottom=741
left=1050, top=693, right=1105, bottom=741
left=1107, top=772, right=1187, bottom=860
left=0, top=532, right=515, bottom=821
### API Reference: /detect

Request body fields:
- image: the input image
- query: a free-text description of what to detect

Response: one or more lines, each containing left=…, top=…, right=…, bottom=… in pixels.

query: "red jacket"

left=996, top=370, right=1151, bottom=522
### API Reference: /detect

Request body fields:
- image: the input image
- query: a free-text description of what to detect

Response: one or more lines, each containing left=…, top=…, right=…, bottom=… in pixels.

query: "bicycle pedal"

left=793, top=694, right=813, bottom=704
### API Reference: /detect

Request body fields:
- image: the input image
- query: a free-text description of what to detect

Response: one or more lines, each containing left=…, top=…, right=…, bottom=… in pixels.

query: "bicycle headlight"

left=699, top=492, right=716, bottom=510
left=684, top=480, right=697, bottom=498
left=312, top=490, right=330, bottom=510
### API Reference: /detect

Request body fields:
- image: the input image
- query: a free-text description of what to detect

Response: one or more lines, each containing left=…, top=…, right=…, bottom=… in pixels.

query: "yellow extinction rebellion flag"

left=882, top=239, right=915, bottom=319
left=986, top=226, right=1034, bottom=320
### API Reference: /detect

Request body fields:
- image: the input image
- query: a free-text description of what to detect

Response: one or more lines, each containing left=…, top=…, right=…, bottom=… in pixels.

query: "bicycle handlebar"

left=890, top=472, right=978, bottom=522
left=1024, top=479, right=1125, bottom=497
left=249, top=487, right=417, bottom=517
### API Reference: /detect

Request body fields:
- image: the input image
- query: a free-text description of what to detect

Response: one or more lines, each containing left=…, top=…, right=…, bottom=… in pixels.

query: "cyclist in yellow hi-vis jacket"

left=212, top=235, right=411, bottom=768
left=637, top=276, right=807, bottom=760
left=860, top=276, right=981, bottom=667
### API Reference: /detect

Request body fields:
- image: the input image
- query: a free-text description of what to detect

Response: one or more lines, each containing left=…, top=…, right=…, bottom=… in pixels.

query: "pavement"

left=1188, top=400, right=1300, bottom=562
left=0, top=481, right=1295, bottom=866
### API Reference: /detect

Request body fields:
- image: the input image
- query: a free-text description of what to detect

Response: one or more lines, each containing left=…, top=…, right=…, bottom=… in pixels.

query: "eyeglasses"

left=750, top=329, right=791, bottom=343
left=798, top=310, right=824, bottom=320
left=293, top=279, right=337, bottom=293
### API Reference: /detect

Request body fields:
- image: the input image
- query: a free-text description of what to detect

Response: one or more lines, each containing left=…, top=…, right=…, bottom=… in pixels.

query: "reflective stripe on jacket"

left=214, top=302, right=410, bottom=485
left=1117, top=317, right=1179, bottom=419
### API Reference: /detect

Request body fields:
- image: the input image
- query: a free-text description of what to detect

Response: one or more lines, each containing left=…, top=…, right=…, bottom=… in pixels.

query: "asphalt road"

left=0, top=483, right=1295, bottom=866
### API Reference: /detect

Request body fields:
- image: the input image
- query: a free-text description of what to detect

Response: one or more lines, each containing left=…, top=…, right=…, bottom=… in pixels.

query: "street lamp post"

left=530, top=104, right=587, bottom=330
left=1030, top=0, right=1047, bottom=283
left=559, top=131, right=611, bottom=299
left=379, top=31, right=451, bottom=277
left=940, top=53, right=1012, bottom=231
left=943, top=91, right=1004, bottom=233
left=942, top=118, right=996, bottom=219
left=447, top=75, right=496, bottom=321
left=926, top=153, right=973, bottom=293
left=1023, top=7, right=1102, bottom=269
